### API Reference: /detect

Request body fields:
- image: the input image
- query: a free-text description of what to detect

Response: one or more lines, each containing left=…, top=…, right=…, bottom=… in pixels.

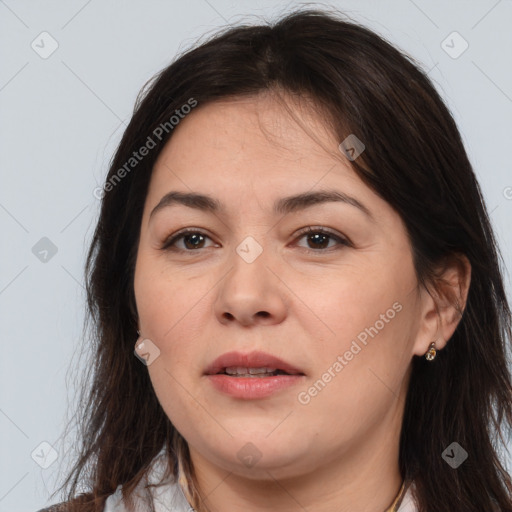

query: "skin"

left=133, top=91, right=471, bottom=512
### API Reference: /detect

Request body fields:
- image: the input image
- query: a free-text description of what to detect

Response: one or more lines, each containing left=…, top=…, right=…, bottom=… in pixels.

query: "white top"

left=103, top=446, right=418, bottom=512
left=102, top=446, right=193, bottom=512
left=396, top=482, right=418, bottom=512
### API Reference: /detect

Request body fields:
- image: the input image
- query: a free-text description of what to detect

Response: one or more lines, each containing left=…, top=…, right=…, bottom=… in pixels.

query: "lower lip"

left=205, top=374, right=305, bottom=399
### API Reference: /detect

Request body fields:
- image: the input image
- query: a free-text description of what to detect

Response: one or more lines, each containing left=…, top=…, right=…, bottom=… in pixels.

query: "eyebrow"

left=149, top=189, right=375, bottom=222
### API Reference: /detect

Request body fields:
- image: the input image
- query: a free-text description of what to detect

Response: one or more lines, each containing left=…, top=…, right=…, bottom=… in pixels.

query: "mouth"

left=204, top=351, right=306, bottom=399
left=204, top=350, right=306, bottom=377
left=215, top=367, right=300, bottom=377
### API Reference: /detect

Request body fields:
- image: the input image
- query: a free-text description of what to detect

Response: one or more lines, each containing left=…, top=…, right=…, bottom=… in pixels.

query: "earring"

left=424, top=342, right=437, bottom=361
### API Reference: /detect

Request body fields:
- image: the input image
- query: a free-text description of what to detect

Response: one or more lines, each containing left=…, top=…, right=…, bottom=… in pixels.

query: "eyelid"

left=294, top=225, right=350, bottom=244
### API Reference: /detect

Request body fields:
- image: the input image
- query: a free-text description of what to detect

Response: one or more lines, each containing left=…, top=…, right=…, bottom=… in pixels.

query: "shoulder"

left=102, top=478, right=193, bottom=512
left=36, top=492, right=96, bottom=512
left=35, top=503, right=70, bottom=512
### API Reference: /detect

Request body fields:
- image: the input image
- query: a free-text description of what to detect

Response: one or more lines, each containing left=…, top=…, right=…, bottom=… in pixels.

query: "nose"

left=213, top=246, right=288, bottom=327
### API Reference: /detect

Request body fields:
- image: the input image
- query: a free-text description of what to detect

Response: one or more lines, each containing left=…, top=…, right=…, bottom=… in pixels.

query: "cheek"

left=312, top=271, right=399, bottom=343
left=135, top=253, right=201, bottom=337
left=134, top=254, right=213, bottom=384
left=325, top=246, right=416, bottom=344
left=306, top=270, right=415, bottom=401
left=298, top=309, right=413, bottom=444
left=147, top=360, right=208, bottom=449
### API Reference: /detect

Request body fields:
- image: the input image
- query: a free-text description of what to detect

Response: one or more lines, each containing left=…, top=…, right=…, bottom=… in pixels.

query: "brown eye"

left=161, top=229, right=215, bottom=252
left=180, top=232, right=206, bottom=250
left=303, top=231, right=331, bottom=249
left=160, top=226, right=350, bottom=254
left=295, top=226, right=350, bottom=253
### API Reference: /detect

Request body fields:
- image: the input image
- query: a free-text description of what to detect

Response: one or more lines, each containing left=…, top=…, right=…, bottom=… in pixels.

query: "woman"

left=38, top=8, right=512, bottom=512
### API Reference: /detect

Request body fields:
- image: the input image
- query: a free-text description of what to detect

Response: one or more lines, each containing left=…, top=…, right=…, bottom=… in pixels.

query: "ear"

left=412, top=253, right=471, bottom=357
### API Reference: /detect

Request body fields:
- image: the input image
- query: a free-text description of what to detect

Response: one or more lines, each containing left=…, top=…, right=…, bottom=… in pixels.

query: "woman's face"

left=134, top=93, right=431, bottom=481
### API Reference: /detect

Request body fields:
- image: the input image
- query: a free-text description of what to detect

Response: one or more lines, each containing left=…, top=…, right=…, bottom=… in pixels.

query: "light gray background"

left=1, top=1, right=511, bottom=510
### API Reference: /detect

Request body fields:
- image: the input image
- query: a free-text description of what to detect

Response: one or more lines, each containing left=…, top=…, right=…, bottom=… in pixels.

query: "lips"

left=204, top=350, right=305, bottom=376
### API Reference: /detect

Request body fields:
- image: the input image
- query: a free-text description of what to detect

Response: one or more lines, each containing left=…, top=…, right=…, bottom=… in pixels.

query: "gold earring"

left=424, top=342, right=437, bottom=361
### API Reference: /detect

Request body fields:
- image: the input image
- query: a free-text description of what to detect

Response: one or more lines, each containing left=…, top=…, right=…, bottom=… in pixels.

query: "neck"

left=188, top=405, right=405, bottom=512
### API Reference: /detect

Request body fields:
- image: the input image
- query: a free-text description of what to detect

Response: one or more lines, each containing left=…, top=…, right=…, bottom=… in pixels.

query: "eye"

left=294, top=226, right=350, bottom=253
left=160, top=226, right=350, bottom=254
left=160, top=228, right=217, bottom=252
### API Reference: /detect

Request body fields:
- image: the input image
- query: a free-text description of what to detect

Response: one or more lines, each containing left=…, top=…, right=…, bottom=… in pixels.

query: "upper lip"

left=204, top=350, right=305, bottom=375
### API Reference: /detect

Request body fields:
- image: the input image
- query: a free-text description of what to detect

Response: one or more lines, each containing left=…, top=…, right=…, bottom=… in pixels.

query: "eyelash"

left=159, top=226, right=351, bottom=255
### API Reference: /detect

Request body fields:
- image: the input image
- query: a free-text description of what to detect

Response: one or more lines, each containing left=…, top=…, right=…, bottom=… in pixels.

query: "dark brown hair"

left=45, top=7, right=512, bottom=512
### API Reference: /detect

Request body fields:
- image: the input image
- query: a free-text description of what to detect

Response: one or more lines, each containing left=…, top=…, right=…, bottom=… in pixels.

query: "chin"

left=205, top=438, right=311, bottom=478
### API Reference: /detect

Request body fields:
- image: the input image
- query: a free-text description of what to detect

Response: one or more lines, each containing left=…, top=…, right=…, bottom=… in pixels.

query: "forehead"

left=140, top=95, right=407, bottom=245
left=148, top=93, right=364, bottom=199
